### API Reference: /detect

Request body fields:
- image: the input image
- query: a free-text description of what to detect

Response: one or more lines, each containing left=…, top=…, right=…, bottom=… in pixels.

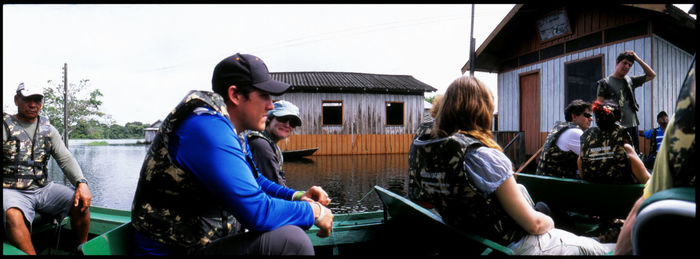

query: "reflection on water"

left=48, top=141, right=148, bottom=211
left=284, top=154, right=409, bottom=214
left=48, top=140, right=409, bottom=214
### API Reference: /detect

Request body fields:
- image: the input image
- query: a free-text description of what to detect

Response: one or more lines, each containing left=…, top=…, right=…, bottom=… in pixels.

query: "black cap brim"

left=253, top=79, right=290, bottom=96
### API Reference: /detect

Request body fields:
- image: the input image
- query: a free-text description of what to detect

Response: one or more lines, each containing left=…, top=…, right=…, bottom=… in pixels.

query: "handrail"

left=502, top=132, right=522, bottom=153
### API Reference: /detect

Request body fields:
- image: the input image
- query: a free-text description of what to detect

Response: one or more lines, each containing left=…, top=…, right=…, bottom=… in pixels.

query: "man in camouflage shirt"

left=3, top=83, right=92, bottom=255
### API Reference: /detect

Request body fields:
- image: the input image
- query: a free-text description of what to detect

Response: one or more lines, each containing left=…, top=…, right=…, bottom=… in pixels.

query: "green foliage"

left=39, top=78, right=149, bottom=139
left=68, top=119, right=147, bottom=139
left=87, top=141, right=109, bottom=146
left=42, top=79, right=105, bottom=137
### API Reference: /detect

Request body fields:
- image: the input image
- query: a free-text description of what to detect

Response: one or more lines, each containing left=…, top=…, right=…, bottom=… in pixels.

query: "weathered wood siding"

left=277, top=134, right=413, bottom=155
left=497, top=35, right=691, bottom=136
left=650, top=35, right=694, bottom=129
left=503, top=6, right=650, bottom=62
left=274, top=92, right=424, bottom=135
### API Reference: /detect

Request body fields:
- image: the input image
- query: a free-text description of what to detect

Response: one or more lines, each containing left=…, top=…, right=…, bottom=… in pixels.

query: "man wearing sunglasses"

left=536, top=99, right=592, bottom=179
left=248, top=100, right=301, bottom=187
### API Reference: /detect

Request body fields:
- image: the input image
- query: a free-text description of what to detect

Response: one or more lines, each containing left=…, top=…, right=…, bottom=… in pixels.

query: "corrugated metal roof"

left=271, top=71, right=437, bottom=94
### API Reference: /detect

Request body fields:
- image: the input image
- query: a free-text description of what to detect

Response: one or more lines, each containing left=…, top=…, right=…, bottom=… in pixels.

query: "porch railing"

left=493, top=131, right=525, bottom=170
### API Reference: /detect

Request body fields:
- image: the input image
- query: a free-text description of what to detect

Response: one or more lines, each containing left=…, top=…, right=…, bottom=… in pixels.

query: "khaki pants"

left=512, top=184, right=616, bottom=255
left=511, top=228, right=616, bottom=255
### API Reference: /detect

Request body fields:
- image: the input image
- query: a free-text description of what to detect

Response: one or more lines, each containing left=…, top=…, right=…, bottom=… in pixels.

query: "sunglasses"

left=583, top=112, right=592, bottom=118
left=276, top=116, right=300, bottom=128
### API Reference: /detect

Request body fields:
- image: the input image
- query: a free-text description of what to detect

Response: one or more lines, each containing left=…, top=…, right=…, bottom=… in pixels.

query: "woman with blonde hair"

left=408, top=76, right=614, bottom=255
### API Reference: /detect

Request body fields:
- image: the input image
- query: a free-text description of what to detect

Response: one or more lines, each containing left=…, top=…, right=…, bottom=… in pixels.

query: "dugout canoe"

left=282, top=147, right=319, bottom=159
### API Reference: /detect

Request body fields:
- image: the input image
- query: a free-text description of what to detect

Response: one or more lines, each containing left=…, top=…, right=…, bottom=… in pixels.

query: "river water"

left=48, top=139, right=409, bottom=214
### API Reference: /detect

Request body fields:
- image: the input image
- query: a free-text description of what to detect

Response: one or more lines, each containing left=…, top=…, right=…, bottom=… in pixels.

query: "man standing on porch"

left=596, top=50, right=656, bottom=153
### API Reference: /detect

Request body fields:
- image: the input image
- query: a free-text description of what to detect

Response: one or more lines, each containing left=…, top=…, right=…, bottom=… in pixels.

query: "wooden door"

left=519, top=72, right=540, bottom=156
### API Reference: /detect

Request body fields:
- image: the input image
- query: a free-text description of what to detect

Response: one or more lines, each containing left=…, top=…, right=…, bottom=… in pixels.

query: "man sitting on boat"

left=3, top=83, right=92, bottom=255
left=409, top=76, right=614, bottom=255
left=247, top=100, right=302, bottom=187
left=130, top=53, right=333, bottom=255
left=536, top=99, right=592, bottom=179
left=578, top=100, right=650, bottom=184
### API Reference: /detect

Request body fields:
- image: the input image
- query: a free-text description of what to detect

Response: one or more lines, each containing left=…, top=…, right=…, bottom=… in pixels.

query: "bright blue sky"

left=3, top=4, right=694, bottom=125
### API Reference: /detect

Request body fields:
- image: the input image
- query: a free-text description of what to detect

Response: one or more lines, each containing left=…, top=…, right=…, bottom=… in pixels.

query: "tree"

left=41, top=79, right=107, bottom=138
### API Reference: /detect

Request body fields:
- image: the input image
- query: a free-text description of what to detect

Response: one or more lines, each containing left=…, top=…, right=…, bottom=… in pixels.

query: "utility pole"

left=62, top=63, right=69, bottom=149
left=469, top=4, right=476, bottom=76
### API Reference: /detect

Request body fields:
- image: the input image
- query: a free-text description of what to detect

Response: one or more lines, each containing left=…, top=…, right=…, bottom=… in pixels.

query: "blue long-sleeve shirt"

left=134, top=109, right=314, bottom=255
left=171, top=110, right=314, bottom=231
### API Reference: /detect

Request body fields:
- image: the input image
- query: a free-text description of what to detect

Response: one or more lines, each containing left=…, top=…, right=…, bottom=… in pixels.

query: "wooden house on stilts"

left=270, top=72, right=436, bottom=155
left=464, top=4, right=695, bottom=164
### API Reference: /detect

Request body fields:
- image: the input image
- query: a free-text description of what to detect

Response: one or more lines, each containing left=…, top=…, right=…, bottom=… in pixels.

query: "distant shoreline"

left=67, top=139, right=147, bottom=146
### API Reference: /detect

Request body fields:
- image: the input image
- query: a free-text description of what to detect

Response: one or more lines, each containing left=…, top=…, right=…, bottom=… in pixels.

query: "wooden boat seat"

left=78, top=222, right=133, bottom=255
left=373, top=185, right=513, bottom=255
left=514, top=173, right=644, bottom=218
left=632, top=187, right=696, bottom=255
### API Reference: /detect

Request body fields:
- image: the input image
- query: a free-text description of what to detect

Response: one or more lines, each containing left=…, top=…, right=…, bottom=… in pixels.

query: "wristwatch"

left=76, top=179, right=88, bottom=186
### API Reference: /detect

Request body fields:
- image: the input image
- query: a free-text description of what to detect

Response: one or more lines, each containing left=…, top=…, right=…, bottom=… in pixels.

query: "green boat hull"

left=2, top=206, right=131, bottom=255
left=514, top=173, right=644, bottom=218
left=3, top=206, right=387, bottom=255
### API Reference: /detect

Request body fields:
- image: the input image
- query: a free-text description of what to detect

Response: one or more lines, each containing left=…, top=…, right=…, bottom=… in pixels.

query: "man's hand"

left=301, top=186, right=331, bottom=206
left=310, top=202, right=334, bottom=238
left=73, top=183, right=92, bottom=213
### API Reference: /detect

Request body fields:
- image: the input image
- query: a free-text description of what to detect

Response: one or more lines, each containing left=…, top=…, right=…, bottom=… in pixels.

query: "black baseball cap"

left=212, top=53, right=290, bottom=96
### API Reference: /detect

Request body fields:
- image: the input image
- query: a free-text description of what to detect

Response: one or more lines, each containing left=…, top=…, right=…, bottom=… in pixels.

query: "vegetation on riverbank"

left=86, top=141, right=109, bottom=146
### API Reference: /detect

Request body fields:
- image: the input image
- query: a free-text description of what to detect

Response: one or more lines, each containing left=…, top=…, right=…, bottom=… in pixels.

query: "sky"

left=3, top=4, right=695, bottom=125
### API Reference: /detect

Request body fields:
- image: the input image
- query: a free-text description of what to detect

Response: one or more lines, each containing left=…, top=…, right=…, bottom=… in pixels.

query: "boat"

left=514, top=172, right=644, bottom=219
left=6, top=184, right=692, bottom=255
left=373, top=185, right=513, bottom=255
left=282, top=147, right=319, bottom=159
left=3, top=206, right=387, bottom=255
left=2, top=206, right=131, bottom=255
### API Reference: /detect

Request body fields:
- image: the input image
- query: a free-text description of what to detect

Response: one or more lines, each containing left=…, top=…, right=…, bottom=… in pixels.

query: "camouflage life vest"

left=580, top=124, right=637, bottom=184
left=413, top=121, right=434, bottom=140
left=408, top=132, right=527, bottom=246
left=131, top=90, right=242, bottom=249
left=664, top=64, right=695, bottom=187
left=246, top=130, right=285, bottom=184
left=536, top=121, right=580, bottom=178
left=3, top=113, right=52, bottom=190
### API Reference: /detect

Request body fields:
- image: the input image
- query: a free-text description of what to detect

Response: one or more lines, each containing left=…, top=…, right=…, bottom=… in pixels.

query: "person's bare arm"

left=614, top=196, right=645, bottom=255
left=632, top=51, right=656, bottom=82
left=624, top=144, right=650, bottom=183
left=577, top=156, right=583, bottom=177
left=495, top=176, right=554, bottom=235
